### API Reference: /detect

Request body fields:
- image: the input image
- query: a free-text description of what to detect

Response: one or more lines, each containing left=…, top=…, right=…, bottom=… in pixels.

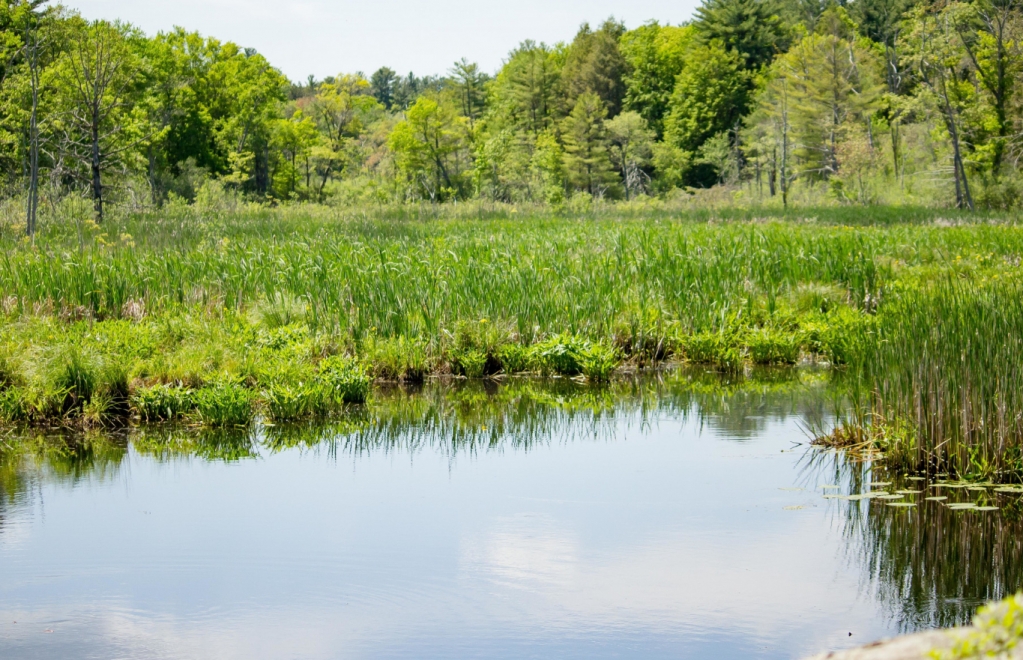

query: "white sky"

left=61, top=1, right=701, bottom=82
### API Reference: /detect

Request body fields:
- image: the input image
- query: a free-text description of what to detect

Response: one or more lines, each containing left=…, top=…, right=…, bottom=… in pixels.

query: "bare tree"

left=50, top=20, right=144, bottom=222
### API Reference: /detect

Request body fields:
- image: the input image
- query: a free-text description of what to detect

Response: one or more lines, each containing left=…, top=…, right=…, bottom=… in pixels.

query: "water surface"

left=1, top=371, right=1020, bottom=659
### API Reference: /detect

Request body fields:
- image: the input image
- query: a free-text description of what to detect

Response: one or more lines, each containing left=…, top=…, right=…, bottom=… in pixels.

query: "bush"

left=580, top=343, right=620, bottom=382
left=529, top=335, right=621, bottom=380
left=452, top=348, right=488, bottom=378
left=529, top=334, right=589, bottom=376
left=682, top=332, right=745, bottom=370
left=366, top=336, right=429, bottom=382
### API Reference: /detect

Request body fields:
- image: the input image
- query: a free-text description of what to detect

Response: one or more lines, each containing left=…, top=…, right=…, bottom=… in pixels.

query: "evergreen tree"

left=561, top=91, right=620, bottom=197
left=562, top=18, right=629, bottom=117
left=370, top=67, right=396, bottom=110
left=696, top=0, right=792, bottom=70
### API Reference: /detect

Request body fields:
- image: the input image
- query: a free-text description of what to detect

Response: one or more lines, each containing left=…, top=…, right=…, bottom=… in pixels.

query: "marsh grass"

left=834, top=275, right=1023, bottom=482
left=2, top=206, right=1023, bottom=463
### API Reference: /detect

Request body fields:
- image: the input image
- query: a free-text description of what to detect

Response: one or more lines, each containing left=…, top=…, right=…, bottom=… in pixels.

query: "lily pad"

left=925, top=496, right=948, bottom=501
left=907, top=476, right=926, bottom=481
left=947, top=503, right=979, bottom=510
left=887, top=502, right=916, bottom=508
left=869, top=482, right=892, bottom=487
left=966, top=486, right=990, bottom=492
left=895, top=489, right=922, bottom=494
left=821, top=485, right=841, bottom=490
left=874, top=494, right=905, bottom=500
left=995, top=487, right=1023, bottom=494
left=976, top=506, right=1000, bottom=511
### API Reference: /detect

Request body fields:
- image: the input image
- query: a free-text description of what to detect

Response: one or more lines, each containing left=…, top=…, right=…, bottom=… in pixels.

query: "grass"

left=0, top=205, right=1022, bottom=467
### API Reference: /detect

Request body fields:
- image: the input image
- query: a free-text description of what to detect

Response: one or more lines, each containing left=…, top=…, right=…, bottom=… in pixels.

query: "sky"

left=62, top=0, right=701, bottom=82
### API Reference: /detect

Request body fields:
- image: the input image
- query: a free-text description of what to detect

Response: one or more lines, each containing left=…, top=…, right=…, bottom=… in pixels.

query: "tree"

left=901, top=1, right=978, bottom=208
left=309, top=73, right=376, bottom=199
left=209, top=46, right=288, bottom=196
left=388, top=96, right=469, bottom=201
left=562, top=18, right=629, bottom=117
left=607, top=110, right=654, bottom=198
left=620, top=22, right=695, bottom=137
left=662, top=42, right=752, bottom=185
left=951, top=0, right=1023, bottom=173
left=696, top=0, right=792, bottom=71
left=561, top=91, right=620, bottom=197
left=47, top=18, right=151, bottom=221
left=370, top=66, right=396, bottom=110
left=490, top=41, right=564, bottom=138
left=755, top=9, right=882, bottom=182
left=449, top=58, right=487, bottom=128
left=271, top=108, right=317, bottom=198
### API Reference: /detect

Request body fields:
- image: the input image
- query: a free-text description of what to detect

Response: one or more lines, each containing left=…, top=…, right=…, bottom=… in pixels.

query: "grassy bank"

left=0, top=205, right=1021, bottom=456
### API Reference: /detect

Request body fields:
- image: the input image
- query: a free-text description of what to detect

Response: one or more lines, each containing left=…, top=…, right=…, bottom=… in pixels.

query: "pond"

left=1, top=370, right=1020, bottom=659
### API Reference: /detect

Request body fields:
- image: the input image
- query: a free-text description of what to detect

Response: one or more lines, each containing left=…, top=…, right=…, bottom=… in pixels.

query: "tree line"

left=1, top=0, right=1022, bottom=230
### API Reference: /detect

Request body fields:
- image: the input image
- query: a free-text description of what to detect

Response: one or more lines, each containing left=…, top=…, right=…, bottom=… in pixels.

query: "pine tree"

left=561, top=92, right=621, bottom=197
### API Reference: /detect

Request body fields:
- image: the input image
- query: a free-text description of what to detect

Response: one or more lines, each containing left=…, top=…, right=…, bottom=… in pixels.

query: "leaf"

left=925, top=496, right=948, bottom=501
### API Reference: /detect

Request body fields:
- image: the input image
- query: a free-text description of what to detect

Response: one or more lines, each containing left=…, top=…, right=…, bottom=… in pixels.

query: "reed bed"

left=847, top=276, right=1023, bottom=481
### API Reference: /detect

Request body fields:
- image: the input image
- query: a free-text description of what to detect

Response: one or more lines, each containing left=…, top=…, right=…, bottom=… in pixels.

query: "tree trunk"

left=26, top=33, right=40, bottom=237
left=91, top=113, right=104, bottom=222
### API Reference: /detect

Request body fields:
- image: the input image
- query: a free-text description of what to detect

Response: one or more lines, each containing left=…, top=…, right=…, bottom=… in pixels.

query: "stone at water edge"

left=802, top=630, right=953, bottom=660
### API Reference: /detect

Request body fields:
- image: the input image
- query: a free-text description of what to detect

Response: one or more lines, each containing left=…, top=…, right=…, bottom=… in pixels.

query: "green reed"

left=852, top=275, right=1023, bottom=481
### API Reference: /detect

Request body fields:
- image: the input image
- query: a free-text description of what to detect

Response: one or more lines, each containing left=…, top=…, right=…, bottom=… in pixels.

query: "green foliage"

left=132, top=384, right=195, bottom=422
left=316, top=355, right=370, bottom=405
left=529, top=334, right=621, bottom=380
left=621, top=22, right=695, bottom=136
left=561, top=19, right=628, bottom=116
left=194, top=380, right=254, bottom=427
left=937, top=593, right=1023, bottom=660
left=696, top=0, right=793, bottom=71
left=562, top=92, right=621, bottom=197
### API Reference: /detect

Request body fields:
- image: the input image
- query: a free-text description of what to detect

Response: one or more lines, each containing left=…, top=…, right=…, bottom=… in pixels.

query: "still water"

left=1, top=371, right=1020, bottom=659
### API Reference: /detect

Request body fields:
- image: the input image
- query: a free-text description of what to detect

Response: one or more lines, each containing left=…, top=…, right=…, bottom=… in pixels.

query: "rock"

left=803, top=630, right=955, bottom=660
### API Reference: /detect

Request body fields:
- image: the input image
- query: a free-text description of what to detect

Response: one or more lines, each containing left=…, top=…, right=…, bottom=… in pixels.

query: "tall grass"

left=850, top=276, right=1023, bottom=481
left=6, top=207, right=1021, bottom=341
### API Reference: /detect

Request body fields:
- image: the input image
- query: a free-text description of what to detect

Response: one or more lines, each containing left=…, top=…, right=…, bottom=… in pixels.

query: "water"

left=1, top=371, right=1020, bottom=660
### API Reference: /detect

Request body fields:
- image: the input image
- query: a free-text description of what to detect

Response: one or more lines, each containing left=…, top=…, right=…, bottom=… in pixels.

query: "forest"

left=2, top=0, right=1023, bottom=228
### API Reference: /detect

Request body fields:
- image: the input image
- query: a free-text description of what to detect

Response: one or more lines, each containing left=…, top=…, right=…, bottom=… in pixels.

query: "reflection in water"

left=846, top=476, right=1023, bottom=630
left=2, top=366, right=1018, bottom=649
left=0, top=367, right=827, bottom=533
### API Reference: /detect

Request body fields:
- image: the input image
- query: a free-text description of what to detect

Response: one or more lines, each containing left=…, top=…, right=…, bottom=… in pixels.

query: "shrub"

left=580, top=343, right=621, bottom=382
left=367, top=336, right=429, bottom=382
left=529, top=335, right=621, bottom=380
left=529, top=334, right=589, bottom=376
left=452, top=348, right=488, bottom=378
